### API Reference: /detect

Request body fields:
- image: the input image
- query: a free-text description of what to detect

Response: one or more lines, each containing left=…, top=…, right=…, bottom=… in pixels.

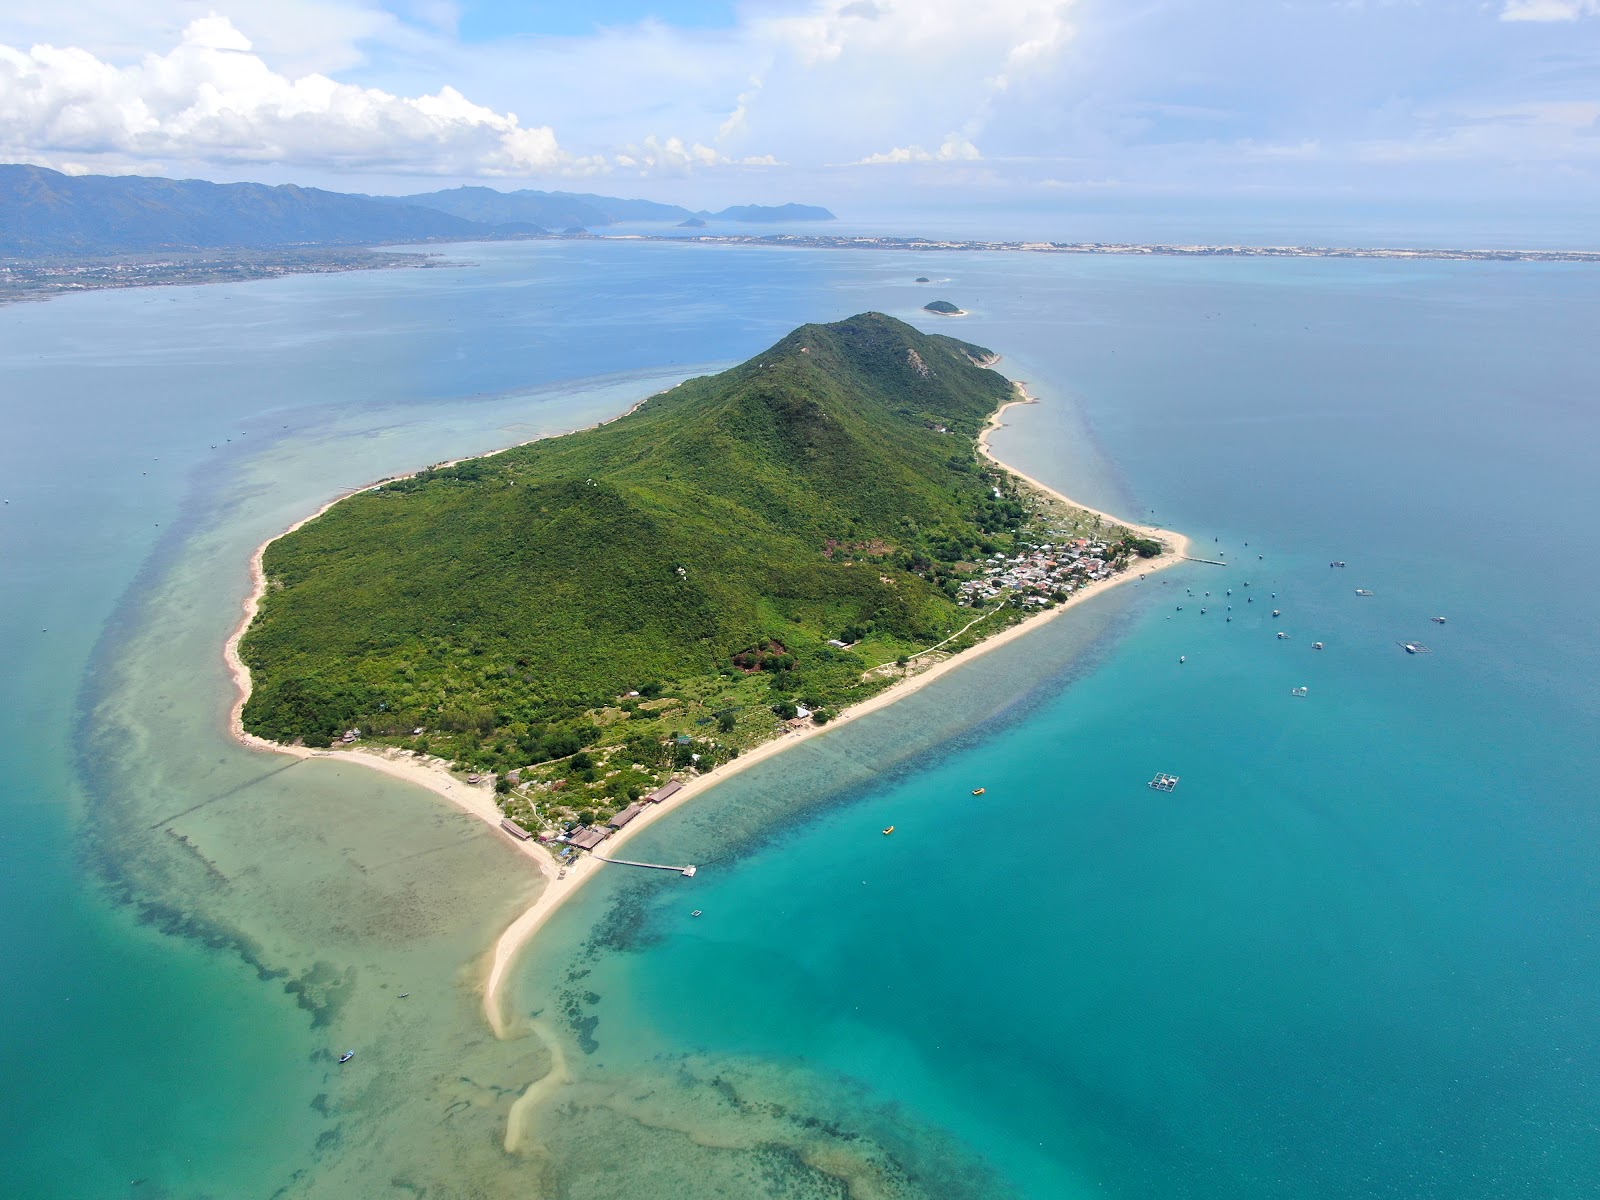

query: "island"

left=227, top=312, right=1187, bottom=1032
left=923, top=299, right=965, bottom=315
left=915, top=276, right=930, bottom=283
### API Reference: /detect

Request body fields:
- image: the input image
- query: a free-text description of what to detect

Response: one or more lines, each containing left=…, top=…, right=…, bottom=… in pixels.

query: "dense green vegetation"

left=923, top=300, right=962, bottom=315
left=241, top=313, right=1044, bottom=815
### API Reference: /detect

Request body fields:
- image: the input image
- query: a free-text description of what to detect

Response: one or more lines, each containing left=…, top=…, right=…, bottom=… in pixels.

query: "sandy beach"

left=224, top=374, right=1191, bottom=1040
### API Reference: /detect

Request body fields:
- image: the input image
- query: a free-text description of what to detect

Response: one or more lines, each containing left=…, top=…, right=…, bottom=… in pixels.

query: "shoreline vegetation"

left=223, top=317, right=1190, bottom=1038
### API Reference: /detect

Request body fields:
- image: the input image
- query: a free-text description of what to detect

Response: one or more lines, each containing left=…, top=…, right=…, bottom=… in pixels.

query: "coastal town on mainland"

left=11, top=231, right=1599, bottom=307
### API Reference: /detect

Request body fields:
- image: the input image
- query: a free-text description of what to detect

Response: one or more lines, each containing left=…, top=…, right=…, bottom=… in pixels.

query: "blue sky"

left=1, top=1, right=1597, bottom=235
left=454, top=1, right=743, bottom=40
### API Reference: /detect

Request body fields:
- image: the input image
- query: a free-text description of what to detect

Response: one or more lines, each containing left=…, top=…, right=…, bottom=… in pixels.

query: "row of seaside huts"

left=498, top=778, right=684, bottom=850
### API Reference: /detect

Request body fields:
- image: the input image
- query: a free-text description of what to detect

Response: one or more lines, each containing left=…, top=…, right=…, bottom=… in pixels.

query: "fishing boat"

left=1179, top=655, right=1186, bottom=663
left=1355, top=589, right=1374, bottom=597
left=1431, top=616, right=1447, bottom=625
left=1277, top=631, right=1290, bottom=640
left=1312, top=642, right=1324, bottom=650
left=971, top=787, right=986, bottom=795
left=1291, top=686, right=1309, bottom=697
left=339, top=1051, right=354, bottom=1064
left=882, top=826, right=896, bottom=836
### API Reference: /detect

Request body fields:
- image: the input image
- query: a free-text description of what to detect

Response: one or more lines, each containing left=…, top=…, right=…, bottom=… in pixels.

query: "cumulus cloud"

left=1500, top=0, right=1600, bottom=20
left=613, top=134, right=782, bottom=175
left=0, top=14, right=576, bottom=176
left=858, top=134, right=982, bottom=164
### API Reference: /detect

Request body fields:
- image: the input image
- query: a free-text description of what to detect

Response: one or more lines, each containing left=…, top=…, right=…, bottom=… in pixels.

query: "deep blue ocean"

left=1, top=240, right=1596, bottom=1198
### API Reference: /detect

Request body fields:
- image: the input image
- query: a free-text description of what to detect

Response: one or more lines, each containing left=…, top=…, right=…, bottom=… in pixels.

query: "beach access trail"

left=224, top=374, right=1191, bottom=1041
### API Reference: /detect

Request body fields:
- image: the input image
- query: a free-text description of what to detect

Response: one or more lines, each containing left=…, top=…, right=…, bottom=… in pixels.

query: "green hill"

left=239, top=313, right=1118, bottom=814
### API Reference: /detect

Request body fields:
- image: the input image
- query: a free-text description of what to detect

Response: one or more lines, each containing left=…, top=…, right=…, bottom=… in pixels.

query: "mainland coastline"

left=224, top=369, right=1189, bottom=1040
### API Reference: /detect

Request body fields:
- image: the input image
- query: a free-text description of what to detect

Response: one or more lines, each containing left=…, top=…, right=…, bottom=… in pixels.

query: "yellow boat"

left=971, top=787, right=986, bottom=796
left=881, top=825, right=895, bottom=836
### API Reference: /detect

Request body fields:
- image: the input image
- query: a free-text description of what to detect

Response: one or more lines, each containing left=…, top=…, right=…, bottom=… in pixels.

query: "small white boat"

left=339, top=1051, right=355, bottom=1064
left=1431, top=616, right=1447, bottom=625
left=1179, top=655, right=1186, bottom=663
left=1277, top=631, right=1290, bottom=640
left=1291, top=686, right=1309, bottom=698
left=1312, top=642, right=1324, bottom=650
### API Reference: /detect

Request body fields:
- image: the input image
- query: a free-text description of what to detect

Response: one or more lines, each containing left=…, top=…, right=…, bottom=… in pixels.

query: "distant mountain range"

left=369, top=187, right=834, bottom=230
left=0, top=165, right=835, bottom=259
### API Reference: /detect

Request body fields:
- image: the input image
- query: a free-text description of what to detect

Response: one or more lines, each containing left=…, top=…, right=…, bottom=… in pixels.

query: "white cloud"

left=704, top=0, right=1074, bottom=162
left=0, top=14, right=578, bottom=176
left=859, top=134, right=982, bottom=164
left=613, top=134, right=783, bottom=175
left=1352, top=100, right=1600, bottom=164
left=1500, top=0, right=1600, bottom=20
left=614, top=135, right=723, bottom=173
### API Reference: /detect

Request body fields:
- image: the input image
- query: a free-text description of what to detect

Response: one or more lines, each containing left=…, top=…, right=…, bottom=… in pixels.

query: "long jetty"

left=593, top=855, right=697, bottom=877
left=1181, top=556, right=1229, bottom=566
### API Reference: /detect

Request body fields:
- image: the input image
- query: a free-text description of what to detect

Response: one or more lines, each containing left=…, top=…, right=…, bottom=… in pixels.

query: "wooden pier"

left=594, top=855, right=698, bottom=877
left=1181, top=556, right=1229, bottom=566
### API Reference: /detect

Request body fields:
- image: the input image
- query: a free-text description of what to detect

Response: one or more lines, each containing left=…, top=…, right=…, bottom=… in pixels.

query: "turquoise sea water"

left=2, top=242, right=1596, bottom=1197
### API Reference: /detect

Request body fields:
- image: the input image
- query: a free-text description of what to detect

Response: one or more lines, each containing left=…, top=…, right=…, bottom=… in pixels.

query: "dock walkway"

left=1181, top=556, right=1228, bottom=566
left=594, top=855, right=698, bottom=877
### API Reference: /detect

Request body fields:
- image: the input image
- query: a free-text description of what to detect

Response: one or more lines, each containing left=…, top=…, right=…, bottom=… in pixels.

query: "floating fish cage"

left=1399, top=642, right=1433, bottom=655
left=1148, top=773, right=1180, bottom=792
left=1291, top=686, right=1309, bottom=697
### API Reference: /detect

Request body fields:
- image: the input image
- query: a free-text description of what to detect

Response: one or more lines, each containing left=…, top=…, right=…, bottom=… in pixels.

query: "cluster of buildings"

left=957, top=538, right=1116, bottom=607
left=501, top=778, right=685, bottom=852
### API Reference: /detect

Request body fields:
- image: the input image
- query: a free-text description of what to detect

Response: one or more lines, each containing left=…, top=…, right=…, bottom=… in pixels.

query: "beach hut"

left=647, top=780, right=684, bottom=804
left=568, top=827, right=609, bottom=851
left=608, top=802, right=645, bottom=830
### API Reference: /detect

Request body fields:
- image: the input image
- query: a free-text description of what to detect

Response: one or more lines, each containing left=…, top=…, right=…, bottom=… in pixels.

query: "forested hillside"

left=240, top=314, right=1059, bottom=797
